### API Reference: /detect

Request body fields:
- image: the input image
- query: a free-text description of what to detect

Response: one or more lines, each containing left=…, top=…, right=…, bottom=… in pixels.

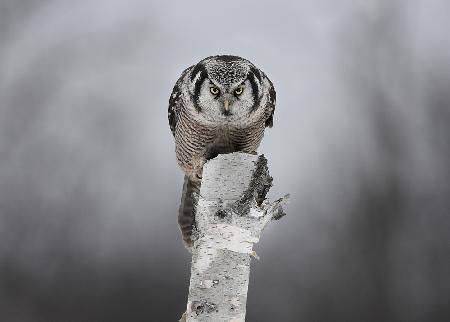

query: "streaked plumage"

left=168, top=55, right=276, bottom=247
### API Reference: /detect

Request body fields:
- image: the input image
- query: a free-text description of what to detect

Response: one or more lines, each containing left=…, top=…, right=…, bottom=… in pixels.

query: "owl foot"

left=189, top=158, right=206, bottom=182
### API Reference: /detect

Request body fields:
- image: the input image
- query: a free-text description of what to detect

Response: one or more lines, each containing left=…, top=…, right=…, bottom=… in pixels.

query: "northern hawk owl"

left=168, top=55, right=276, bottom=248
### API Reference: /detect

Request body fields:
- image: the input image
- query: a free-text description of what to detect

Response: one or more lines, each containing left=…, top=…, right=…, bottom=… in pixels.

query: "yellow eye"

left=234, top=87, right=244, bottom=95
left=210, top=86, right=220, bottom=95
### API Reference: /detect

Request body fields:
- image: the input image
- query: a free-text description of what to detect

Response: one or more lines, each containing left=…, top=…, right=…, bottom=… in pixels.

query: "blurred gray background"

left=1, top=0, right=449, bottom=321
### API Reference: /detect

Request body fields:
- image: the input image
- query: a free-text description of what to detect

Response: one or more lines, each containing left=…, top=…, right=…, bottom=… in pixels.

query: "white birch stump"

left=183, top=152, right=288, bottom=322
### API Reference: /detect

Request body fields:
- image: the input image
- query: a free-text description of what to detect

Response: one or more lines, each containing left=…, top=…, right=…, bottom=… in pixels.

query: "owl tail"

left=178, top=175, right=201, bottom=249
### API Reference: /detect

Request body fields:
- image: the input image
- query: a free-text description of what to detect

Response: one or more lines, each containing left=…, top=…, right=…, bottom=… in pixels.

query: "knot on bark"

left=190, top=300, right=217, bottom=315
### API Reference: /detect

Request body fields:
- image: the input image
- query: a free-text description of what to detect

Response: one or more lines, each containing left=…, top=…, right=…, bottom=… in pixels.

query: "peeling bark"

left=183, top=152, right=288, bottom=322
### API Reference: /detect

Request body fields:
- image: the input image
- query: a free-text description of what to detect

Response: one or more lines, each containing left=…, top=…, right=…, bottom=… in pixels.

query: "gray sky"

left=1, top=1, right=449, bottom=321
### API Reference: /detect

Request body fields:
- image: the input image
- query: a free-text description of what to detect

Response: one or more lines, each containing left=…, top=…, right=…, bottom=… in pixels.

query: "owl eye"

left=210, top=86, right=220, bottom=95
left=234, top=87, right=244, bottom=95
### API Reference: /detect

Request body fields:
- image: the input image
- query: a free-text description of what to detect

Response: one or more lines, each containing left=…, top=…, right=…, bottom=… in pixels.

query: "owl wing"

left=264, top=74, right=276, bottom=128
left=168, top=66, right=193, bottom=136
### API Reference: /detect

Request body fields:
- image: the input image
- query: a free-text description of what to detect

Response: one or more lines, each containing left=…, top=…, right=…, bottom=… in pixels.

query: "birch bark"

left=183, top=152, right=288, bottom=322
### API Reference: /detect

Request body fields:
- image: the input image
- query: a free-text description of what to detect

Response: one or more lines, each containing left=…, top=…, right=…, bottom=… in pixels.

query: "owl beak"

left=223, top=100, right=229, bottom=111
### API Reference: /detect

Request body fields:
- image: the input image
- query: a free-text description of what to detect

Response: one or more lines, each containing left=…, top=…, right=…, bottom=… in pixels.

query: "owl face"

left=185, top=55, right=265, bottom=125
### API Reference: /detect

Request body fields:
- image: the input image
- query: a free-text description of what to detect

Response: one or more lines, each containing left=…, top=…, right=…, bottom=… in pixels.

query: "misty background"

left=0, top=1, right=449, bottom=321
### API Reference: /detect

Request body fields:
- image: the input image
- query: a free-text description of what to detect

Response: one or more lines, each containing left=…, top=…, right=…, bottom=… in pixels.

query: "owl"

left=168, top=55, right=276, bottom=248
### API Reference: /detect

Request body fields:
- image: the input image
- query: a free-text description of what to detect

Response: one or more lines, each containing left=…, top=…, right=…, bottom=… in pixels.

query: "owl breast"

left=175, top=105, right=265, bottom=179
left=205, top=121, right=265, bottom=160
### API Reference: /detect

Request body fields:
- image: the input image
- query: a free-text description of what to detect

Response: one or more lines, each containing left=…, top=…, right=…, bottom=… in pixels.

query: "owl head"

left=183, top=55, right=275, bottom=126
